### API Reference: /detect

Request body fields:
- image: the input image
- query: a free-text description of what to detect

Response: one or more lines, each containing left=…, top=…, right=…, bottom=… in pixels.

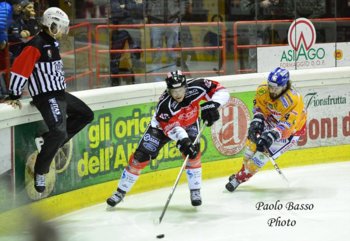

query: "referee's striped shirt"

left=9, top=31, right=66, bottom=100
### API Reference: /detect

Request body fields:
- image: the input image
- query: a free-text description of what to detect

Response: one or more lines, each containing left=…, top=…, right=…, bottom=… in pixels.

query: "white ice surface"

left=3, top=161, right=350, bottom=241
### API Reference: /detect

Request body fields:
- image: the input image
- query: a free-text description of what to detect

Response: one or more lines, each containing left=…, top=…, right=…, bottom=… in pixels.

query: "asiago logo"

left=281, top=18, right=325, bottom=65
left=288, top=18, right=316, bottom=51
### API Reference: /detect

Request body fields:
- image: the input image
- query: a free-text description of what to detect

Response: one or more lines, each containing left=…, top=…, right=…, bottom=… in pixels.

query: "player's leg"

left=225, top=139, right=256, bottom=192
left=62, top=92, right=94, bottom=145
left=31, top=94, right=68, bottom=193
left=107, top=126, right=169, bottom=207
left=226, top=134, right=301, bottom=192
left=185, top=121, right=202, bottom=206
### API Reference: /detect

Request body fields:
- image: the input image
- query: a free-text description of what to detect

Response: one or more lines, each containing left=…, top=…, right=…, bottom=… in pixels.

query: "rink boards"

left=1, top=67, right=350, bottom=234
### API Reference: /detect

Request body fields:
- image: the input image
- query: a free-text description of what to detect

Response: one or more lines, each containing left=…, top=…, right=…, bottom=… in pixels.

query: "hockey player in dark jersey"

left=3, top=7, right=94, bottom=194
left=107, top=70, right=229, bottom=207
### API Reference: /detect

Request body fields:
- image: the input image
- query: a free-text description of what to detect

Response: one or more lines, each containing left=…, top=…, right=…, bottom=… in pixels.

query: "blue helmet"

left=267, top=67, right=290, bottom=87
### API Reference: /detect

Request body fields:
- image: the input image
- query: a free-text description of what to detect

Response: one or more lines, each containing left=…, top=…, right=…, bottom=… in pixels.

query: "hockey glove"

left=256, top=130, right=280, bottom=152
left=200, top=101, right=220, bottom=127
left=177, top=137, right=198, bottom=159
left=248, top=113, right=265, bottom=143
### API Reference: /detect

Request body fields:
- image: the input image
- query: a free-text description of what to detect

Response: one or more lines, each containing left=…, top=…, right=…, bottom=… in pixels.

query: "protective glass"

left=60, top=24, right=70, bottom=35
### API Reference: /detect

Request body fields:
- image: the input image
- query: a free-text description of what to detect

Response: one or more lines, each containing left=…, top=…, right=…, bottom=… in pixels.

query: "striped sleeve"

left=9, top=46, right=41, bottom=98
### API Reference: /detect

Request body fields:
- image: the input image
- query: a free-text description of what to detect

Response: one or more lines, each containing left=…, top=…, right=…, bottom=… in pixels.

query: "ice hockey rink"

left=3, top=161, right=350, bottom=241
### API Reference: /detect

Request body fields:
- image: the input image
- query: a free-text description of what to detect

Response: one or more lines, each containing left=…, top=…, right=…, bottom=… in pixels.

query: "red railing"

left=233, top=17, right=350, bottom=74
left=61, top=22, right=93, bottom=87
left=0, top=22, right=93, bottom=90
left=95, top=22, right=226, bottom=85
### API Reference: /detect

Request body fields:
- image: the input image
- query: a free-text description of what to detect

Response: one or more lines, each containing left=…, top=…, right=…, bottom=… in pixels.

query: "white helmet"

left=42, top=7, right=70, bottom=36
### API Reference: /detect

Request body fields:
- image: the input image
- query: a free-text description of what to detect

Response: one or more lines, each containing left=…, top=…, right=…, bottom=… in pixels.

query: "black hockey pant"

left=32, top=92, right=94, bottom=174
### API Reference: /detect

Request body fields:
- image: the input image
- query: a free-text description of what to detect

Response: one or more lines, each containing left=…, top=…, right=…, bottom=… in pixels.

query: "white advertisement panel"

left=257, top=43, right=337, bottom=72
left=297, top=84, right=350, bottom=148
left=257, top=18, right=350, bottom=72
left=0, top=128, right=12, bottom=175
left=335, top=42, right=350, bottom=67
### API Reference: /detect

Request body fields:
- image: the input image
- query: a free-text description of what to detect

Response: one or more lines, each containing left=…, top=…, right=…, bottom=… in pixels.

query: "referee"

left=4, top=7, right=94, bottom=193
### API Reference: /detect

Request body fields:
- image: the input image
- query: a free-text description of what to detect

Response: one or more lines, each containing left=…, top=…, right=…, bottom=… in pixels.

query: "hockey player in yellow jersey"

left=225, top=67, right=307, bottom=192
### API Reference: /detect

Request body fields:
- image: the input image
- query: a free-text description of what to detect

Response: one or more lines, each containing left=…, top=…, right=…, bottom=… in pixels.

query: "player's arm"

left=4, top=46, right=40, bottom=109
left=256, top=108, right=299, bottom=153
left=256, top=92, right=304, bottom=152
left=201, top=79, right=229, bottom=105
left=199, top=79, right=230, bottom=126
left=275, top=98, right=306, bottom=140
left=248, top=84, right=268, bottom=143
left=156, top=117, right=197, bottom=159
left=154, top=93, right=198, bottom=159
left=9, top=46, right=40, bottom=98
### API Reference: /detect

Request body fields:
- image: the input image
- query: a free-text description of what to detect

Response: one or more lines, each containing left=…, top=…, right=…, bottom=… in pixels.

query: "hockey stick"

left=158, top=122, right=207, bottom=224
left=263, top=151, right=289, bottom=186
left=256, top=132, right=289, bottom=186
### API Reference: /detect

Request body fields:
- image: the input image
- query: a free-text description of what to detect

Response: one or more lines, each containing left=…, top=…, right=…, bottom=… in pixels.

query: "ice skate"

left=225, top=174, right=240, bottom=192
left=190, top=189, right=202, bottom=206
left=34, top=173, right=46, bottom=193
left=106, top=189, right=125, bottom=207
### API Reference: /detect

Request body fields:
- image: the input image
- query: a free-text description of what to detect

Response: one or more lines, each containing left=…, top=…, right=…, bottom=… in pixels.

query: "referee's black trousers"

left=32, top=91, right=94, bottom=174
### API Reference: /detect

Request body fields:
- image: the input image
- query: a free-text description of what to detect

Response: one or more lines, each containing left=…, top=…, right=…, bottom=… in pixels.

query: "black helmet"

left=165, top=70, right=186, bottom=89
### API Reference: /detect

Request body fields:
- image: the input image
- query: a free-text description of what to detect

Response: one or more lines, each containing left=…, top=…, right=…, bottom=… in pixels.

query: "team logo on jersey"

left=257, top=88, right=266, bottom=96
left=47, top=49, right=52, bottom=59
left=178, top=106, right=198, bottom=120
left=211, top=97, right=250, bottom=155
left=186, top=88, right=199, bottom=98
left=204, top=79, right=212, bottom=88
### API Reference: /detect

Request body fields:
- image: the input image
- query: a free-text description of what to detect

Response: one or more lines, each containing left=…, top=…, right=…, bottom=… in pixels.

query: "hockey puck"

left=156, top=234, right=165, bottom=239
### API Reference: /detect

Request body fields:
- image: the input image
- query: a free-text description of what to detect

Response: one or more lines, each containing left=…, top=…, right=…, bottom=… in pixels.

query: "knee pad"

left=127, top=150, right=150, bottom=175
left=244, top=139, right=257, bottom=161
left=245, top=159, right=260, bottom=174
left=186, top=152, right=201, bottom=169
left=134, top=149, right=150, bottom=163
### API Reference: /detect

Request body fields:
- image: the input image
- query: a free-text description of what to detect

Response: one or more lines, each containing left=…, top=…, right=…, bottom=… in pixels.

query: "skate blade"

left=106, top=204, right=117, bottom=211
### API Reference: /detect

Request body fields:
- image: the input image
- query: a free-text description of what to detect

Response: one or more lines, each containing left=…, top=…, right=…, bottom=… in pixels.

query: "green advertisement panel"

left=13, top=92, right=255, bottom=204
